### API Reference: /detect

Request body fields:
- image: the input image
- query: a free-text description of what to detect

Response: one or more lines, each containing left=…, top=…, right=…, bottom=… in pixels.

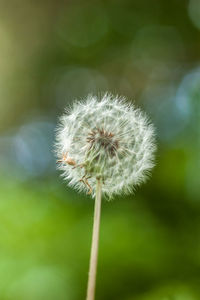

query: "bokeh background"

left=0, top=0, right=200, bottom=299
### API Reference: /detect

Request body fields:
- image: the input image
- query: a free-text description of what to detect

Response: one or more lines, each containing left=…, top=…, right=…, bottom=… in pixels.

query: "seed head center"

left=87, top=128, right=119, bottom=157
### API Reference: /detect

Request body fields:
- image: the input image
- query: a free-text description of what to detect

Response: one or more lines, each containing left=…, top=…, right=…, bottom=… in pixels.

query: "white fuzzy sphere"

left=55, top=94, right=156, bottom=198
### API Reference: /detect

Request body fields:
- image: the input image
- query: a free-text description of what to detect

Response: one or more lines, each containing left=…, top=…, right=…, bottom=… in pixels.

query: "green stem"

left=86, top=179, right=102, bottom=300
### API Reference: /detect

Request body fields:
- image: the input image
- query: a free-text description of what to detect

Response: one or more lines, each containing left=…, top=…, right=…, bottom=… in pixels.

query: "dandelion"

left=55, top=93, right=156, bottom=300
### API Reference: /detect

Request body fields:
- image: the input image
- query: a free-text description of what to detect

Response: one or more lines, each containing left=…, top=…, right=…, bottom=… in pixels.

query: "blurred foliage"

left=0, top=0, right=200, bottom=299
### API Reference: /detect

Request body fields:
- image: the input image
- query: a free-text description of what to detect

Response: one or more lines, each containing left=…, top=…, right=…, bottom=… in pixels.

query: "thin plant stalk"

left=86, top=179, right=102, bottom=300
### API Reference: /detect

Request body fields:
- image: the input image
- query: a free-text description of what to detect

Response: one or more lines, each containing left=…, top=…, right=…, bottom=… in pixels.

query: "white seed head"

left=55, top=94, right=156, bottom=198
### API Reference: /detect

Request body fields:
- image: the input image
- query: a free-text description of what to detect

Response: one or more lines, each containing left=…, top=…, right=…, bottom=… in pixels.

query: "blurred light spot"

left=131, top=26, right=184, bottom=74
left=141, top=82, right=189, bottom=142
left=14, top=120, right=55, bottom=177
left=177, top=67, right=200, bottom=200
left=175, top=67, right=200, bottom=119
left=188, top=0, right=200, bottom=30
left=48, top=66, right=108, bottom=105
left=0, top=118, right=56, bottom=181
left=57, top=3, right=109, bottom=48
left=6, top=266, right=70, bottom=300
left=0, top=135, right=20, bottom=177
left=141, top=66, right=200, bottom=143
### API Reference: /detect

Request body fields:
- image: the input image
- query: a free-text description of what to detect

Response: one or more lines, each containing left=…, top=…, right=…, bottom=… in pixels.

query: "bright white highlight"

left=55, top=94, right=156, bottom=198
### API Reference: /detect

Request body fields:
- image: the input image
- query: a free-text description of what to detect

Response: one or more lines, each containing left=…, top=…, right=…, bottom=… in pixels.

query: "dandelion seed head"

left=55, top=94, right=156, bottom=198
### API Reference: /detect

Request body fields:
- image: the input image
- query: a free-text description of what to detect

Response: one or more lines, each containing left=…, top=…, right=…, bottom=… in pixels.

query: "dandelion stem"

left=86, top=179, right=102, bottom=300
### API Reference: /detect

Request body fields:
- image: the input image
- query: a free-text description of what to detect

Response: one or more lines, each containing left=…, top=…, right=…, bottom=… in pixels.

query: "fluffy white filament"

left=55, top=94, right=156, bottom=198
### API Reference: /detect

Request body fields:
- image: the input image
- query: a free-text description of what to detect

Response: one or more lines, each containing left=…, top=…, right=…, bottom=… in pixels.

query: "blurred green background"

left=0, top=0, right=200, bottom=299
